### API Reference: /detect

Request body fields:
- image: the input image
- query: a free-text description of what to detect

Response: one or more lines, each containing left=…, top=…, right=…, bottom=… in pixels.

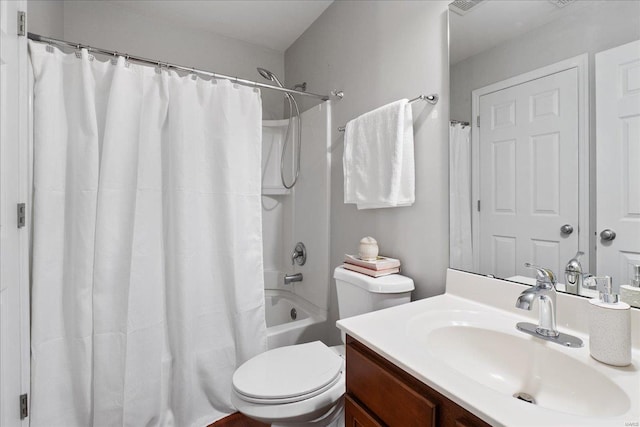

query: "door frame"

left=0, top=0, right=31, bottom=424
left=470, top=54, right=589, bottom=272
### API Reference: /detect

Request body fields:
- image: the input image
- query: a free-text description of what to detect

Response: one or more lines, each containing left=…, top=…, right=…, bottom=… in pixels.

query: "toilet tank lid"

left=334, top=267, right=414, bottom=293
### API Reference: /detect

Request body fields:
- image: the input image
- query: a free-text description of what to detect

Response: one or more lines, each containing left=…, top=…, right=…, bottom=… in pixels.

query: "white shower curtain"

left=29, top=41, right=266, bottom=427
left=449, top=123, right=473, bottom=271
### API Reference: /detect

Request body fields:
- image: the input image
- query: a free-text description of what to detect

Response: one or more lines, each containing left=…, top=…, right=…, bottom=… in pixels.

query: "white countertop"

left=336, top=269, right=640, bottom=427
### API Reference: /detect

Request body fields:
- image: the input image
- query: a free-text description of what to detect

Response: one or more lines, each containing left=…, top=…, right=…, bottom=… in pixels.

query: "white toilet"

left=231, top=266, right=414, bottom=426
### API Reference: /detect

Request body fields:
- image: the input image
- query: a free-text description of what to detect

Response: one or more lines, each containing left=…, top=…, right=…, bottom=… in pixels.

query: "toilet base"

left=270, top=398, right=344, bottom=427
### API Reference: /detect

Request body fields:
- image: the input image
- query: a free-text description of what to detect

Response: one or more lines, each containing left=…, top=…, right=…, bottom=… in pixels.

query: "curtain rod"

left=337, top=94, right=438, bottom=132
left=28, top=33, right=344, bottom=102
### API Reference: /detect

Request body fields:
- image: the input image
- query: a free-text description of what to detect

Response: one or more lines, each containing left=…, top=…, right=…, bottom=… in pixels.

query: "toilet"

left=231, top=266, right=414, bottom=426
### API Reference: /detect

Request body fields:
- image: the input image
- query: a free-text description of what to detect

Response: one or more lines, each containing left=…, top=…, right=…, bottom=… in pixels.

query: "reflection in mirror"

left=448, top=0, right=640, bottom=308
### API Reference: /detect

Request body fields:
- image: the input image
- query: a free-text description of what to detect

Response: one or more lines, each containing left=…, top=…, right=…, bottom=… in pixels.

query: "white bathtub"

left=264, top=289, right=327, bottom=349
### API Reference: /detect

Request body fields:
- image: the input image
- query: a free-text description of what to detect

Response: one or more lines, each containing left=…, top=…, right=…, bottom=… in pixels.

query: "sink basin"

left=426, top=325, right=631, bottom=417
left=339, top=271, right=640, bottom=426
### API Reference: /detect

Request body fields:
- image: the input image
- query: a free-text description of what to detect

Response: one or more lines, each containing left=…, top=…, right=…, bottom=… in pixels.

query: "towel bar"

left=337, top=94, right=438, bottom=132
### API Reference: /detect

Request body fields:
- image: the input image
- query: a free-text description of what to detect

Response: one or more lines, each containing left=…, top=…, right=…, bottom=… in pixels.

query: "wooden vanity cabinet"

left=345, top=336, right=491, bottom=427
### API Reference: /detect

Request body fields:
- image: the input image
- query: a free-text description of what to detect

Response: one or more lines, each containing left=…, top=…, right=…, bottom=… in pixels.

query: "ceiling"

left=107, top=0, right=333, bottom=52
left=449, top=0, right=594, bottom=64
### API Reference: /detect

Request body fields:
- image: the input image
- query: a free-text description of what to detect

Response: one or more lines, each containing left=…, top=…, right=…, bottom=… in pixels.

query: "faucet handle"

left=291, top=242, right=307, bottom=266
left=524, top=263, right=557, bottom=287
left=583, top=274, right=597, bottom=290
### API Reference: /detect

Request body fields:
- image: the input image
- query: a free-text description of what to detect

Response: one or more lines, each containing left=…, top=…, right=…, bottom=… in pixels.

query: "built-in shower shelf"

left=262, top=118, right=294, bottom=196
left=262, top=187, right=291, bottom=196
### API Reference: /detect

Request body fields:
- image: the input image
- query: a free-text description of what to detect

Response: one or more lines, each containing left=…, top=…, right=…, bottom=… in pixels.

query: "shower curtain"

left=449, top=123, right=473, bottom=271
left=29, top=41, right=266, bottom=427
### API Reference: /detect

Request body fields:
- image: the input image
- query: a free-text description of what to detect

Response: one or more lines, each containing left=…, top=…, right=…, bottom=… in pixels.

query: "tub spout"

left=284, top=273, right=303, bottom=285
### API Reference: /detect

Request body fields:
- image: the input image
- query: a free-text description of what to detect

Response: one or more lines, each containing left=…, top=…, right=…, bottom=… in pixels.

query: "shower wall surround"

left=285, top=1, right=450, bottom=342
left=261, top=103, right=331, bottom=346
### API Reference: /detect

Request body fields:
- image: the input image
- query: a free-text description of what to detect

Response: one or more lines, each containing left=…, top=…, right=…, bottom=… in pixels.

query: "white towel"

left=343, top=99, right=415, bottom=209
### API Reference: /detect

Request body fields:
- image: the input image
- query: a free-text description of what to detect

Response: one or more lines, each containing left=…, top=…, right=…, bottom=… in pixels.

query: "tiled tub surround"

left=338, top=269, right=640, bottom=426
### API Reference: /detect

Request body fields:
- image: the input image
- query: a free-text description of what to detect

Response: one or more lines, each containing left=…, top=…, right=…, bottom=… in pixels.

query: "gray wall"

left=27, top=1, right=64, bottom=40
left=285, top=1, right=450, bottom=343
left=27, top=0, right=285, bottom=119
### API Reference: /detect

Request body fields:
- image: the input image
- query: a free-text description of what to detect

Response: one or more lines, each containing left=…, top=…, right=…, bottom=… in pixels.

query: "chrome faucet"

left=286, top=242, right=306, bottom=284
left=564, top=251, right=594, bottom=295
left=515, top=263, right=583, bottom=347
left=516, top=263, right=559, bottom=337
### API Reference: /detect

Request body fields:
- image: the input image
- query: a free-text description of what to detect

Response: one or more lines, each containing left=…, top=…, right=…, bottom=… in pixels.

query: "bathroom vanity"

left=337, top=269, right=640, bottom=426
left=345, top=335, right=489, bottom=426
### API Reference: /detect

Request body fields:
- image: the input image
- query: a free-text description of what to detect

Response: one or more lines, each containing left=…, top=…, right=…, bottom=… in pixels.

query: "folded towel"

left=343, top=99, right=415, bottom=209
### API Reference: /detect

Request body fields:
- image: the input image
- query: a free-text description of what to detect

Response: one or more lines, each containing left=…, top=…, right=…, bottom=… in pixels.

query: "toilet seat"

left=231, top=343, right=346, bottom=426
left=233, top=341, right=343, bottom=404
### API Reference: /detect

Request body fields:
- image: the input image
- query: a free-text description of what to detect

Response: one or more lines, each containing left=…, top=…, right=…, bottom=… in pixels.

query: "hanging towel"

left=343, top=99, right=415, bottom=209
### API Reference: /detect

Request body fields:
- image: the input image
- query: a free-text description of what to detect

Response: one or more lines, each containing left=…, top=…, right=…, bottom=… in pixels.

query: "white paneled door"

left=478, top=68, right=579, bottom=278
left=0, top=1, right=30, bottom=426
left=596, top=40, right=640, bottom=286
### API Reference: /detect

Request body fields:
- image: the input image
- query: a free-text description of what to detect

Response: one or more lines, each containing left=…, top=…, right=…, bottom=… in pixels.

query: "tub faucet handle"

left=291, top=242, right=306, bottom=266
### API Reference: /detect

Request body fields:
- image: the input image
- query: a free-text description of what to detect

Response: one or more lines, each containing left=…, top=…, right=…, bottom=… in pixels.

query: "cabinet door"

left=347, top=342, right=437, bottom=426
left=454, top=416, right=489, bottom=427
left=345, top=395, right=384, bottom=427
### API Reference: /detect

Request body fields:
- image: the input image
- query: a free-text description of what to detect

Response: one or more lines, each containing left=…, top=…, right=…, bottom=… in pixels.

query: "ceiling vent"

left=548, top=0, right=577, bottom=8
left=449, top=0, right=486, bottom=16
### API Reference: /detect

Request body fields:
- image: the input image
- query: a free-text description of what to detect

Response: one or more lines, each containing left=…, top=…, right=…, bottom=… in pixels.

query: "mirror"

left=448, top=0, right=640, bottom=307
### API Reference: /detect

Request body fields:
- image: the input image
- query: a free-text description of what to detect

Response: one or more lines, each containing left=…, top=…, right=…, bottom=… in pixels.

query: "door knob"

left=600, top=229, right=616, bottom=241
left=560, top=224, right=574, bottom=235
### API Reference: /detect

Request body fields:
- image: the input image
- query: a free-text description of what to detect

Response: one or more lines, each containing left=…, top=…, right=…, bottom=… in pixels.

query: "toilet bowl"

left=231, top=267, right=414, bottom=426
left=231, top=342, right=345, bottom=426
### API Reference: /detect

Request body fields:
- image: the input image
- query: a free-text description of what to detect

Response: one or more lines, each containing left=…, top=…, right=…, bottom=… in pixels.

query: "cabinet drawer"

left=347, top=342, right=437, bottom=427
left=344, top=395, right=384, bottom=427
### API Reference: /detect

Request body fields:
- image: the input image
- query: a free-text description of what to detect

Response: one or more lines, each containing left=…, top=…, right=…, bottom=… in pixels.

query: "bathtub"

left=264, top=289, right=327, bottom=349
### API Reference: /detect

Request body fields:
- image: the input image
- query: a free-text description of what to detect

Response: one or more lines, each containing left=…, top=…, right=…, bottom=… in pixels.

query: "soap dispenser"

left=620, top=265, right=640, bottom=307
left=588, top=276, right=631, bottom=366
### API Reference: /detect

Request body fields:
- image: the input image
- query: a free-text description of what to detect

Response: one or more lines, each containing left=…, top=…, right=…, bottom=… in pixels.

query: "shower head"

left=257, top=67, right=302, bottom=189
left=257, top=67, right=274, bottom=81
left=257, top=67, right=284, bottom=88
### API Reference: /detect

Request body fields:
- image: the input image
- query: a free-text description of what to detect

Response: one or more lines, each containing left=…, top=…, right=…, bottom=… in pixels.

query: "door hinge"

left=477, top=200, right=481, bottom=212
left=17, top=203, right=26, bottom=228
left=476, top=115, right=480, bottom=128
left=20, top=394, right=28, bottom=419
left=17, top=11, right=26, bottom=37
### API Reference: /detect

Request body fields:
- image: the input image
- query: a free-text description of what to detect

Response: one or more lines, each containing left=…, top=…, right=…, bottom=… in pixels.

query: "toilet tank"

left=334, top=266, right=414, bottom=320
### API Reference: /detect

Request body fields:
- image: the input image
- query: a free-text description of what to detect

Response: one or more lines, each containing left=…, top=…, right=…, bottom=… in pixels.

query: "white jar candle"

left=358, top=237, right=379, bottom=261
